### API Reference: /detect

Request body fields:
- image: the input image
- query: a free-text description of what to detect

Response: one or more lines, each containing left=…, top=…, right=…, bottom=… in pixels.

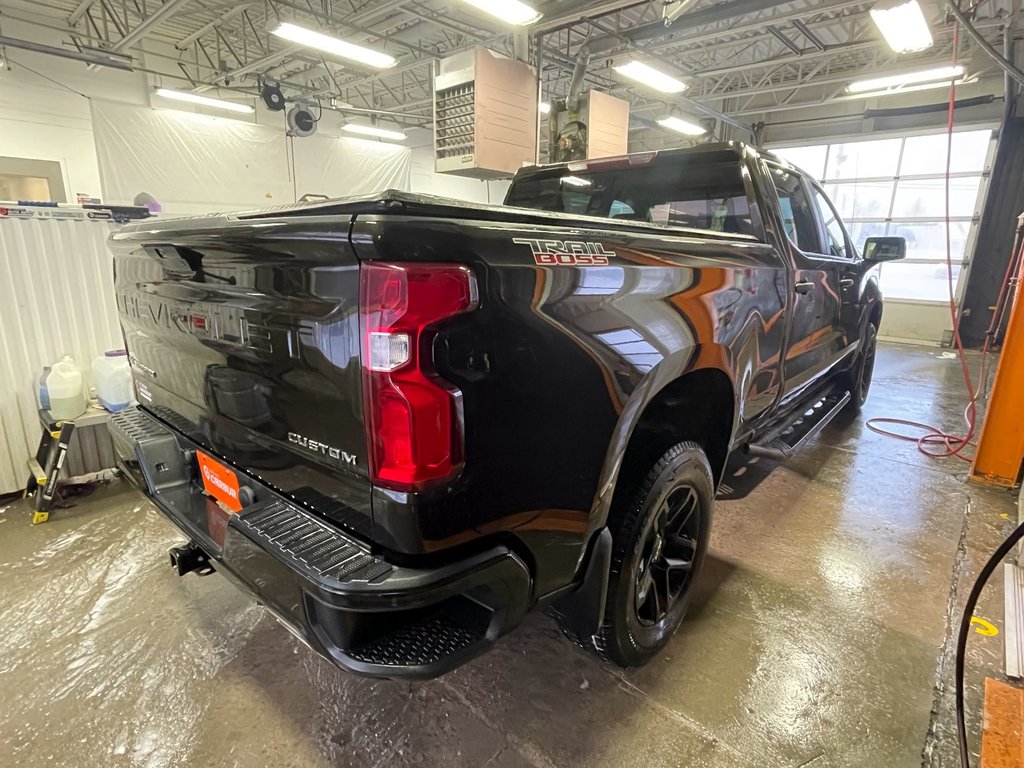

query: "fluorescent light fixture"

left=560, top=176, right=591, bottom=187
left=847, top=64, right=965, bottom=94
left=458, top=0, right=542, bottom=25
left=539, top=101, right=551, bottom=114
left=154, top=88, right=254, bottom=113
left=614, top=60, right=687, bottom=93
left=840, top=75, right=977, bottom=101
left=343, top=123, right=407, bottom=141
left=271, top=22, right=396, bottom=68
left=657, top=115, right=706, bottom=136
left=869, top=0, right=933, bottom=53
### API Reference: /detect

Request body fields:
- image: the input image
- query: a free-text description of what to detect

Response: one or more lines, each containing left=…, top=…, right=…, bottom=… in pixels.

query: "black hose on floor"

left=956, top=517, right=1024, bottom=767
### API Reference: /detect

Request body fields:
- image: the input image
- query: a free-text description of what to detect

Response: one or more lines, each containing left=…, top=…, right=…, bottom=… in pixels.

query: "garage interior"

left=1, top=0, right=1024, bottom=766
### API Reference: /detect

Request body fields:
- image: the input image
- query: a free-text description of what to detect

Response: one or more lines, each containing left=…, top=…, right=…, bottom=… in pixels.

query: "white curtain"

left=91, top=100, right=411, bottom=215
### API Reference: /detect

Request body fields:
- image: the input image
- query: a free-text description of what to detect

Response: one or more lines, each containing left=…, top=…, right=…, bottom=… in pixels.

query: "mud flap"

left=547, top=528, right=612, bottom=639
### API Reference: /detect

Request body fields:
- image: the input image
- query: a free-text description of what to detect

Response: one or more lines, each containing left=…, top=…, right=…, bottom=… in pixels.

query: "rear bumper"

left=109, top=407, right=531, bottom=679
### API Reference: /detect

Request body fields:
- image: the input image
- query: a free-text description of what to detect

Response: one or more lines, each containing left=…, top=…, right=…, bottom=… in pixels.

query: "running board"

left=746, top=390, right=851, bottom=461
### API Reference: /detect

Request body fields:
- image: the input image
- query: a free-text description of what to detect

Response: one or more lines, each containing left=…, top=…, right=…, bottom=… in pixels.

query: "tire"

left=844, top=321, right=878, bottom=414
left=586, top=441, right=714, bottom=667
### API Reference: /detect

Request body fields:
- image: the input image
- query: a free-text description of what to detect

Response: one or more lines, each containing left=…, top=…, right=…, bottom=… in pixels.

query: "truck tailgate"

left=110, top=215, right=372, bottom=539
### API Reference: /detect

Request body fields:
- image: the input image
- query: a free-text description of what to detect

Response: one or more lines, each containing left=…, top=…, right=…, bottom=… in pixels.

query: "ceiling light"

left=841, top=75, right=977, bottom=100
left=869, top=0, right=933, bottom=53
left=847, top=65, right=965, bottom=94
left=154, top=88, right=254, bottom=113
left=539, top=101, right=551, bottom=114
left=614, top=61, right=687, bottom=93
left=343, top=123, right=407, bottom=141
left=560, top=176, right=591, bottom=187
left=458, top=0, right=542, bottom=25
left=657, top=116, right=706, bottom=136
left=271, top=22, right=396, bottom=68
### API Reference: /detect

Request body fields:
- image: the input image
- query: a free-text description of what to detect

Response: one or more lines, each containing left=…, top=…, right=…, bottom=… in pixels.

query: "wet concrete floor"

left=0, top=342, right=1019, bottom=768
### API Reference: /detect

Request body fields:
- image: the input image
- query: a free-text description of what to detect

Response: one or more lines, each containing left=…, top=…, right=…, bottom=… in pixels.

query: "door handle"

left=794, top=281, right=815, bottom=295
left=839, top=278, right=855, bottom=288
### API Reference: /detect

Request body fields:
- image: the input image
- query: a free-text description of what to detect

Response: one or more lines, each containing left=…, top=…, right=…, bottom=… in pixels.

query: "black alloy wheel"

left=570, top=441, right=713, bottom=668
left=634, top=483, right=702, bottom=626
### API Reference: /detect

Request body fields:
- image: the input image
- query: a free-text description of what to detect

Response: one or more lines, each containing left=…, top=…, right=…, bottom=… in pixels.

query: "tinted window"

left=811, top=187, right=852, bottom=259
left=506, top=154, right=755, bottom=236
left=768, top=164, right=821, bottom=253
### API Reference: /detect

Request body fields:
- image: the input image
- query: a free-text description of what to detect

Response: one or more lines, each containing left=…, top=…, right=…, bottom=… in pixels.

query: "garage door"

left=772, top=128, right=995, bottom=342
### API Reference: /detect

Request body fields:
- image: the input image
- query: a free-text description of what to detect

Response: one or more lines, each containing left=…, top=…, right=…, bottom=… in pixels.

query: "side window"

left=609, top=200, right=637, bottom=219
left=811, top=187, right=852, bottom=259
left=768, top=164, right=822, bottom=253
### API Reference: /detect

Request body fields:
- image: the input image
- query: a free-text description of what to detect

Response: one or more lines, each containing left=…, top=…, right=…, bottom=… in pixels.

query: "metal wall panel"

left=0, top=216, right=123, bottom=494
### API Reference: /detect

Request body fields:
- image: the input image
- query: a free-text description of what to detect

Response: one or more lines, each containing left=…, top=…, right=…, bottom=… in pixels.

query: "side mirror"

left=862, top=236, right=906, bottom=262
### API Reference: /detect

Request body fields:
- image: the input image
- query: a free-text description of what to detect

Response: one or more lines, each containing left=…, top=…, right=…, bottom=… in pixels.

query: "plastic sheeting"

left=91, top=100, right=411, bottom=214
left=0, top=216, right=123, bottom=494
left=294, top=135, right=413, bottom=199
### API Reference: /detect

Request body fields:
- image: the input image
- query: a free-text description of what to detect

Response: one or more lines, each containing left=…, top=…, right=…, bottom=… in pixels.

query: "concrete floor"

left=0, top=342, right=1019, bottom=768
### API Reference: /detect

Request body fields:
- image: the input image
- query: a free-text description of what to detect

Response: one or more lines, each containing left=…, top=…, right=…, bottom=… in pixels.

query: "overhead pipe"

left=565, top=45, right=591, bottom=112
left=946, top=1, right=1024, bottom=90
left=0, top=34, right=133, bottom=70
left=579, top=15, right=752, bottom=135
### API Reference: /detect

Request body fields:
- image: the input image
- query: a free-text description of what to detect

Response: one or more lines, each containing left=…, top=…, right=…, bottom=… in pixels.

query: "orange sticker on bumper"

left=197, top=451, right=242, bottom=512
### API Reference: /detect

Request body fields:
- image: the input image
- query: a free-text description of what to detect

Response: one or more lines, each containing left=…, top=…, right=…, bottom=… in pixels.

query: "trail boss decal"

left=513, top=238, right=615, bottom=266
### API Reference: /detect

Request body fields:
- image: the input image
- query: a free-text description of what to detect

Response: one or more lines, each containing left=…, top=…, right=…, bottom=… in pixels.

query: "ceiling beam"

left=646, top=0, right=869, bottom=55
left=349, top=0, right=409, bottom=27
left=586, top=0, right=799, bottom=53
left=176, top=3, right=252, bottom=50
left=792, top=19, right=827, bottom=52
left=767, top=25, right=802, bottom=56
left=108, top=0, right=192, bottom=52
left=532, top=0, right=649, bottom=33
left=68, top=0, right=99, bottom=26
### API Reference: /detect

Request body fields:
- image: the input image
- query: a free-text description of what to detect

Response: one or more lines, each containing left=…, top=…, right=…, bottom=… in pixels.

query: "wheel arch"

left=549, top=356, right=735, bottom=640
left=590, top=352, right=736, bottom=537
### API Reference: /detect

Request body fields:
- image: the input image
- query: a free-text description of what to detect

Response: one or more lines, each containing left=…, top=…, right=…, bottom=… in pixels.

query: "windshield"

left=505, top=153, right=756, bottom=237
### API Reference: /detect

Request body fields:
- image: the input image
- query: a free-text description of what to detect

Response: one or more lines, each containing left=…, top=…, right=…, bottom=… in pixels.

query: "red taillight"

left=359, top=262, right=478, bottom=492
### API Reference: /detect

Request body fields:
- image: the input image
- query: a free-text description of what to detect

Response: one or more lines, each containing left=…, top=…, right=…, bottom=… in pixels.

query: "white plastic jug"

left=46, top=356, right=86, bottom=420
left=92, top=351, right=133, bottom=412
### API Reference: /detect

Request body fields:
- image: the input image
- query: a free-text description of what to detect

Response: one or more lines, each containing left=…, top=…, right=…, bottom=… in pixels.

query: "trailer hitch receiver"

left=169, top=542, right=214, bottom=576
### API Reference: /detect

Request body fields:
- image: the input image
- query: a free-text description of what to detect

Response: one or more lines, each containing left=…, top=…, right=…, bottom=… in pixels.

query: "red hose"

left=866, top=23, right=996, bottom=463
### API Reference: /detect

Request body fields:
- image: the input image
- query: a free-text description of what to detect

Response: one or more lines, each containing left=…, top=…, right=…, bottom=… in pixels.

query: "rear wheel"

left=845, top=321, right=877, bottom=413
left=585, top=441, right=713, bottom=667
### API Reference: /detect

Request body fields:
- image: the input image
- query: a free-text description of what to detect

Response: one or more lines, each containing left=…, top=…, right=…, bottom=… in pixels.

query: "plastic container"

left=92, top=350, right=133, bottom=412
left=46, top=356, right=86, bottom=420
left=38, top=366, right=51, bottom=409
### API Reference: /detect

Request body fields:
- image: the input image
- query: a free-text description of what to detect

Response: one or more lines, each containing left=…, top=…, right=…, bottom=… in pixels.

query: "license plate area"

left=196, top=450, right=242, bottom=513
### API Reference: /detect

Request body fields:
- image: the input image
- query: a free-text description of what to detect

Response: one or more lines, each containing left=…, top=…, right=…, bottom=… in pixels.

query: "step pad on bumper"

left=348, top=614, right=481, bottom=667
left=237, top=501, right=392, bottom=584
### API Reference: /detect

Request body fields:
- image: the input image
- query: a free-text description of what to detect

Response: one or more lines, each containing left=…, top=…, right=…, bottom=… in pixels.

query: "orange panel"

left=971, top=253, right=1024, bottom=487
left=980, top=677, right=1024, bottom=768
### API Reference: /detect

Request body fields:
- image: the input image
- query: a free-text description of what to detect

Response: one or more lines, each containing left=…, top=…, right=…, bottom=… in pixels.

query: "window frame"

left=0, top=156, right=67, bottom=203
left=808, top=181, right=859, bottom=262
left=765, top=161, right=826, bottom=257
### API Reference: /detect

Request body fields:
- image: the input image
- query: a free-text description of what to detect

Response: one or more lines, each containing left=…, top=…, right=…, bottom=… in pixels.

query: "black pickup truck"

left=107, top=142, right=904, bottom=679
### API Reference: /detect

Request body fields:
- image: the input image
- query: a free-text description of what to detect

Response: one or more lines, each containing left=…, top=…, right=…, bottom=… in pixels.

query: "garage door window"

left=772, top=129, right=993, bottom=302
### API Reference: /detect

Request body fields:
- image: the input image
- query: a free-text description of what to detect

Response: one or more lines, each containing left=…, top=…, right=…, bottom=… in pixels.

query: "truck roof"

left=512, top=140, right=789, bottom=178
